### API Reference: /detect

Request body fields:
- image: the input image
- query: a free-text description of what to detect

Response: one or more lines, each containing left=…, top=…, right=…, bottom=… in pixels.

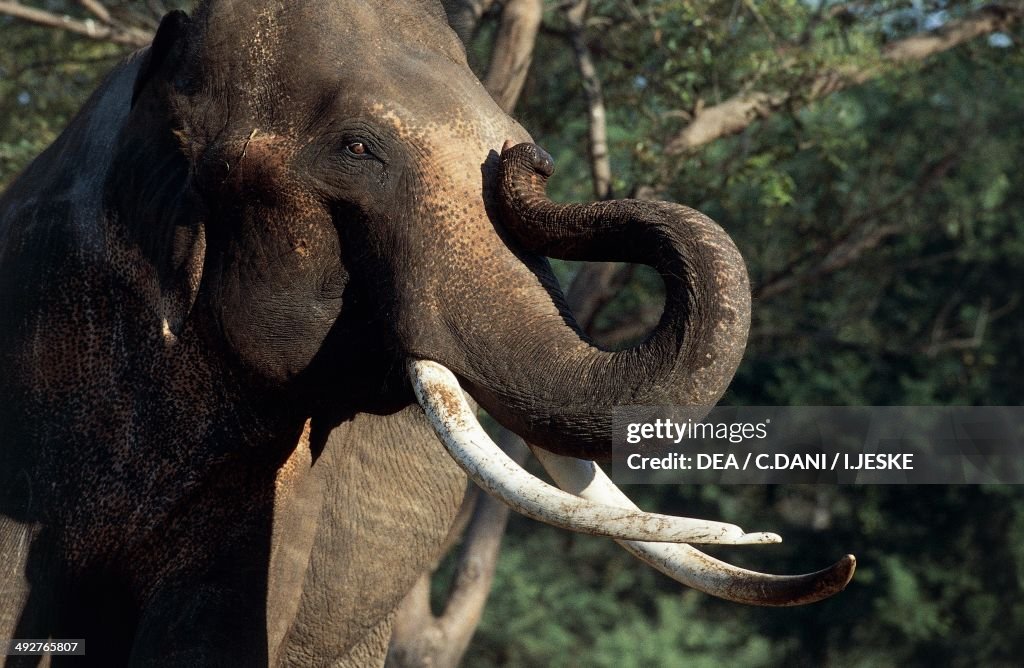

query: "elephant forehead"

left=374, top=109, right=500, bottom=227
left=201, top=1, right=469, bottom=125
left=370, top=103, right=518, bottom=216
left=373, top=103, right=512, bottom=153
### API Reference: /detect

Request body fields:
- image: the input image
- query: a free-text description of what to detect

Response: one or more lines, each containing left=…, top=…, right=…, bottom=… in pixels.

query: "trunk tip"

left=501, top=141, right=555, bottom=177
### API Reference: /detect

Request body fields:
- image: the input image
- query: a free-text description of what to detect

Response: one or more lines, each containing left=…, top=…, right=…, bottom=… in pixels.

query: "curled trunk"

left=456, top=142, right=750, bottom=459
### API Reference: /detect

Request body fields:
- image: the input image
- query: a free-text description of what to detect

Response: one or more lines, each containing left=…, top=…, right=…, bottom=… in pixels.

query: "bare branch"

left=921, top=293, right=1019, bottom=357
left=922, top=296, right=989, bottom=356
left=77, top=0, right=112, bottom=25
left=665, top=90, right=788, bottom=156
left=743, top=0, right=779, bottom=44
left=664, top=2, right=1024, bottom=155
left=566, top=263, right=632, bottom=331
left=483, top=0, right=543, bottom=113
left=593, top=307, right=662, bottom=347
left=0, top=1, right=152, bottom=47
left=564, top=0, right=613, bottom=199
left=881, top=4, right=1020, bottom=62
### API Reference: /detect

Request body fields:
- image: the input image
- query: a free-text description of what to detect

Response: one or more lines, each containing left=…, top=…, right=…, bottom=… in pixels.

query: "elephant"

left=0, top=1, right=854, bottom=666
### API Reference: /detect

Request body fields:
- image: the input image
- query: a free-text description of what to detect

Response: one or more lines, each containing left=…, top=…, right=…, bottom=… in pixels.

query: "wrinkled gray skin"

left=0, top=1, right=751, bottom=665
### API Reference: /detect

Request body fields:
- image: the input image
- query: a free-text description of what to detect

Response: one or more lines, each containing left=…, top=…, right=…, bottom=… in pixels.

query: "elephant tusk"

left=409, top=359, right=781, bottom=545
left=531, top=448, right=856, bottom=606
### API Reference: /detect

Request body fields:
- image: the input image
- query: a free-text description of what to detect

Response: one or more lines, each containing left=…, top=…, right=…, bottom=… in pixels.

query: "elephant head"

left=132, top=1, right=749, bottom=453
left=0, top=1, right=853, bottom=663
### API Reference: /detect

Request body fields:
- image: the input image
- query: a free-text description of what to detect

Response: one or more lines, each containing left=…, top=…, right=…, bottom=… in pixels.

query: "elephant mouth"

left=408, top=359, right=856, bottom=607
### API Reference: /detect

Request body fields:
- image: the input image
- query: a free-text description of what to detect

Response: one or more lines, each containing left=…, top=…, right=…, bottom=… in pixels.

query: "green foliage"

left=0, top=20, right=120, bottom=187
left=468, top=2, right=1024, bottom=666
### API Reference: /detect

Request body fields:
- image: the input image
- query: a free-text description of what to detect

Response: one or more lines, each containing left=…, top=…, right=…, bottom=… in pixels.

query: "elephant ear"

left=132, top=10, right=191, bottom=107
left=109, top=10, right=205, bottom=338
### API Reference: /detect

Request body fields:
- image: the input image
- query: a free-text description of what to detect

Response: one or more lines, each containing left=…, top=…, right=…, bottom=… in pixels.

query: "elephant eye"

left=346, top=141, right=367, bottom=156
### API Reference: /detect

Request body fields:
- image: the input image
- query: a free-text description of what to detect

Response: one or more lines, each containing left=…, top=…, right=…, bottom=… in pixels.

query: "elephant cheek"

left=215, top=209, right=345, bottom=385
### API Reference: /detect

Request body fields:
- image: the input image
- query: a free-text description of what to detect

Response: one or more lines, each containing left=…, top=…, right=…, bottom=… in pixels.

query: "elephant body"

left=0, top=44, right=465, bottom=667
left=0, top=1, right=768, bottom=665
left=276, top=410, right=464, bottom=667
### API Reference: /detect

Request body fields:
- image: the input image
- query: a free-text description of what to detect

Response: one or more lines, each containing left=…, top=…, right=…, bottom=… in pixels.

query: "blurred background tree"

left=2, top=1, right=1023, bottom=666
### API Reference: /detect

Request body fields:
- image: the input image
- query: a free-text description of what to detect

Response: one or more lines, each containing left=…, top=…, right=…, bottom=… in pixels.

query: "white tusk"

left=532, top=447, right=856, bottom=606
left=409, top=359, right=780, bottom=544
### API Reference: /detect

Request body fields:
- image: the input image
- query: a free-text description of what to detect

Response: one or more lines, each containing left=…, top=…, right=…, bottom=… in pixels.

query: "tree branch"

left=664, top=3, right=1024, bottom=156
left=0, top=1, right=151, bottom=48
left=564, top=0, right=613, bottom=200
left=483, top=0, right=543, bottom=113
left=77, top=0, right=111, bottom=25
left=920, top=293, right=1020, bottom=357
left=593, top=305, right=662, bottom=348
left=565, top=263, right=633, bottom=332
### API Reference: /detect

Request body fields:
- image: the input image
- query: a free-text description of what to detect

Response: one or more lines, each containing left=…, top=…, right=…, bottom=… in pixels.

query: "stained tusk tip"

left=811, top=554, right=858, bottom=596
left=835, top=553, right=857, bottom=583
